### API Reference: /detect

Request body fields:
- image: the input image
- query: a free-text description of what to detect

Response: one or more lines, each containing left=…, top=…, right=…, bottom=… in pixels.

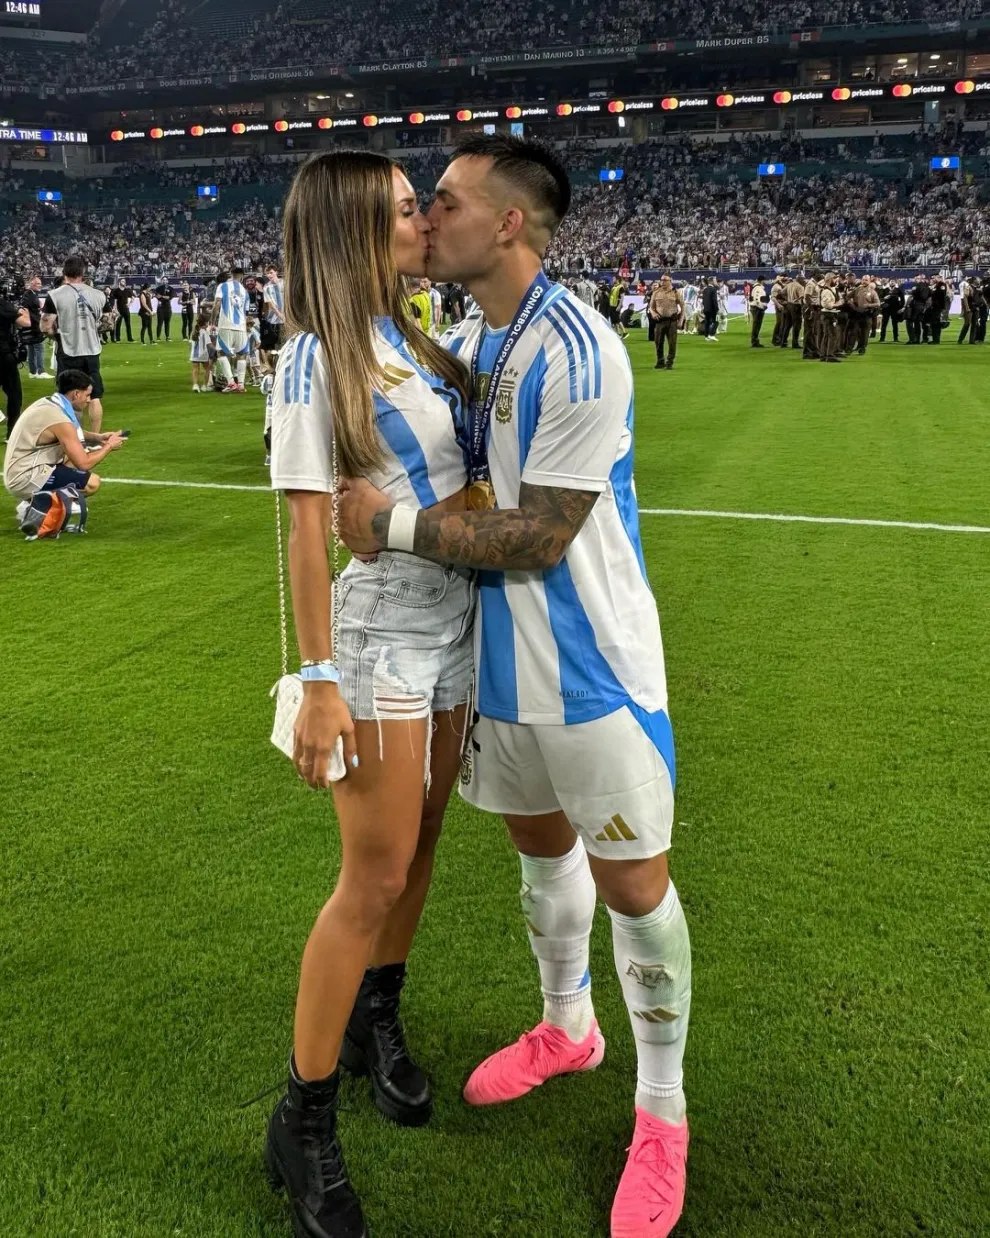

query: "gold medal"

left=467, top=480, right=496, bottom=511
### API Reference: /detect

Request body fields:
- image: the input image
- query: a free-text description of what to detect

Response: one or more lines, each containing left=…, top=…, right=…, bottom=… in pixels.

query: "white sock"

left=609, top=881, right=691, bottom=1125
left=519, top=839, right=597, bottom=1042
left=216, top=356, right=232, bottom=383
left=235, top=358, right=247, bottom=385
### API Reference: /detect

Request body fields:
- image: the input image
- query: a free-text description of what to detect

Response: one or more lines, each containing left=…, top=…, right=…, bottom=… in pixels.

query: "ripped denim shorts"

left=334, top=551, right=475, bottom=725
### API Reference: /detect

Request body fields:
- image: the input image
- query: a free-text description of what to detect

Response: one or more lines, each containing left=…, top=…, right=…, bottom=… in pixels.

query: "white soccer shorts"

left=217, top=328, right=249, bottom=357
left=461, top=706, right=674, bottom=860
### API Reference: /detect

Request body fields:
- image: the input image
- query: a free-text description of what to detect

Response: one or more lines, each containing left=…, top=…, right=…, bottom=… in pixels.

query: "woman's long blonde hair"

left=282, top=150, right=468, bottom=478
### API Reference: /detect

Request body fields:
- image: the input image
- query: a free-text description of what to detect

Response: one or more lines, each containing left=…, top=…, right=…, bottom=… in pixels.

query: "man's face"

left=660, top=276, right=671, bottom=290
left=266, top=268, right=278, bottom=281
left=68, top=386, right=93, bottom=412
left=426, top=156, right=508, bottom=283
left=29, top=277, right=41, bottom=292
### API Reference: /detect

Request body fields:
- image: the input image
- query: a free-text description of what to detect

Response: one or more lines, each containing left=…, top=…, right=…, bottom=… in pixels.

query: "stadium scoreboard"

left=197, top=185, right=219, bottom=198
left=600, top=169, right=625, bottom=182
left=930, top=156, right=961, bottom=170
left=37, top=189, right=61, bottom=202
left=758, top=163, right=786, bottom=176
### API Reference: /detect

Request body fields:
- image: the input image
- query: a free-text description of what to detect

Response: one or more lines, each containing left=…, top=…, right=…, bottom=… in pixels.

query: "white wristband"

left=386, top=506, right=418, bottom=553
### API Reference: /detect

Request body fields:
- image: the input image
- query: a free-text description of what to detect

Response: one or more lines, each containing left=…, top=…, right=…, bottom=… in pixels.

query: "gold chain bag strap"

left=269, top=430, right=346, bottom=781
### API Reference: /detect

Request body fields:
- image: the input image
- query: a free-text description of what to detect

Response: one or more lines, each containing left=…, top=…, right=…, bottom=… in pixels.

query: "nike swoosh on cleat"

left=577, top=1048, right=596, bottom=1068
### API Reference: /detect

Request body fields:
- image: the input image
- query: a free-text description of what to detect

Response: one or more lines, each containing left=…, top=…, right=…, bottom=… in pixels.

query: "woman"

left=180, top=281, right=196, bottom=340
left=137, top=284, right=154, bottom=345
left=265, top=151, right=473, bottom=1238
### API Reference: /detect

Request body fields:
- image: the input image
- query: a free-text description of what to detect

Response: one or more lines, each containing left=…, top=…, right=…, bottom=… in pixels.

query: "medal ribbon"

left=468, top=270, right=554, bottom=483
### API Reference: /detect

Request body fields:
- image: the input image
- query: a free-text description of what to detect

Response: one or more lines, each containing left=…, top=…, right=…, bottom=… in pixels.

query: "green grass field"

left=2, top=325, right=988, bottom=1238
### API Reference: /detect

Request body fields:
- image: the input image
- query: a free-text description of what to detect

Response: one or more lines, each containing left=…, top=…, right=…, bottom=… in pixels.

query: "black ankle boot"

left=265, top=1064, right=367, bottom=1238
left=340, top=964, right=432, bottom=1127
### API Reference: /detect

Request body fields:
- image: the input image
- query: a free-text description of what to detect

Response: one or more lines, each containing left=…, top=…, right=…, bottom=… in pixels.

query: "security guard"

left=648, top=274, right=685, bottom=370
left=783, top=273, right=804, bottom=349
left=770, top=274, right=787, bottom=346
left=852, top=277, right=881, bottom=354
left=802, top=270, right=822, bottom=360
left=749, top=277, right=768, bottom=347
left=819, top=275, right=843, bottom=363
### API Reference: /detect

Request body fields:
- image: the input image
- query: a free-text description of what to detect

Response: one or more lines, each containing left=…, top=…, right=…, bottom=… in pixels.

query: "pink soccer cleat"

left=611, top=1108, right=689, bottom=1237
left=463, top=1020, right=605, bottom=1106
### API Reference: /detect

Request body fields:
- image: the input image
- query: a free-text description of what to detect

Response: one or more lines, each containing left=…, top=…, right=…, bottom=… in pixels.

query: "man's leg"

left=235, top=348, right=248, bottom=387
left=1, top=353, right=23, bottom=438
left=665, top=320, right=677, bottom=369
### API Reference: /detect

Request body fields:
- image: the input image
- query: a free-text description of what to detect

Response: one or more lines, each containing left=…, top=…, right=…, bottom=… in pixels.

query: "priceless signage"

left=0, top=125, right=86, bottom=143
left=93, top=72, right=990, bottom=145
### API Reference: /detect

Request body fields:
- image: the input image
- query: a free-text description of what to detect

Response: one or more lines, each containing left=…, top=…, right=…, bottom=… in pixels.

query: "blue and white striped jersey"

left=216, top=279, right=248, bottom=330
left=269, top=319, right=468, bottom=508
left=444, top=285, right=673, bottom=778
left=263, top=279, right=284, bottom=325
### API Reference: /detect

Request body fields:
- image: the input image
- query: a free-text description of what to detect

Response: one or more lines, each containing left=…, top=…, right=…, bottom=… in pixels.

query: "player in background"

left=246, top=317, right=264, bottom=387
left=212, top=265, right=251, bottom=393
left=261, top=265, right=285, bottom=369
left=426, top=278, right=444, bottom=339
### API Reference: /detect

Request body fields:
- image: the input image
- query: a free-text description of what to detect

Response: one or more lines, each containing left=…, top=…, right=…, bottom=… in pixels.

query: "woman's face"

left=392, top=168, right=430, bottom=278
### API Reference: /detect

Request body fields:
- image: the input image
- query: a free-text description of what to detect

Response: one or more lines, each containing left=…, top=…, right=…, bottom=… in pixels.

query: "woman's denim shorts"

left=334, top=550, right=475, bottom=725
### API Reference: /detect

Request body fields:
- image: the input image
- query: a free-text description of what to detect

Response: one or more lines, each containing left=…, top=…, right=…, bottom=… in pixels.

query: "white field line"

left=101, top=478, right=990, bottom=535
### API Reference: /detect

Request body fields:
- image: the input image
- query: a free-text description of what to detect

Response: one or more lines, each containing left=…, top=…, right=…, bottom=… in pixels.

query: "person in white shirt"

left=263, top=150, right=474, bottom=1238
left=188, top=309, right=212, bottom=392
left=211, top=265, right=251, bottom=392
left=426, top=278, right=443, bottom=339
left=336, top=135, right=692, bottom=1238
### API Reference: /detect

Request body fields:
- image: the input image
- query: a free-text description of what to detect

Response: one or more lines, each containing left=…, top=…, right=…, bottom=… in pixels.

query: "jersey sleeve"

left=521, top=332, right=631, bottom=495
left=269, top=336, right=335, bottom=493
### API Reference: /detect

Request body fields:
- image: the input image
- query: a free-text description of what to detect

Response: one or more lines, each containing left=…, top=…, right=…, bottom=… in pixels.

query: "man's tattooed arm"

left=370, top=483, right=600, bottom=571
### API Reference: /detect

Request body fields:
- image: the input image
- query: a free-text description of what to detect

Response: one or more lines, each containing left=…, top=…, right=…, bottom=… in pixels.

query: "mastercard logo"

left=110, top=129, right=124, bottom=142
left=505, top=106, right=522, bottom=119
left=556, top=103, right=573, bottom=116
left=892, top=83, right=912, bottom=98
left=149, top=127, right=164, bottom=139
left=274, top=120, right=289, bottom=132
left=231, top=122, right=246, bottom=135
left=773, top=90, right=792, bottom=104
left=409, top=112, right=425, bottom=124
left=607, top=100, right=625, bottom=113
left=661, top=97, right=678, bottom=110
left=456, top=109, right=472, bottom=121
left=831, top=87, right=851, bottom=101
left=716, top=94, right=734, bottom=108
left=955, top=79, right=975, bottom=94
left=363, top=114, right=378, bottom=127
left=189, top=125, right=204, bottom=137
left=317, top=117, right=333, bottom=129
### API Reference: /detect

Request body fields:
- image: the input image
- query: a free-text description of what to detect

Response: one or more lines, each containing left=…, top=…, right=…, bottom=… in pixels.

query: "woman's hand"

left=293, top=682, right=358, bottom=788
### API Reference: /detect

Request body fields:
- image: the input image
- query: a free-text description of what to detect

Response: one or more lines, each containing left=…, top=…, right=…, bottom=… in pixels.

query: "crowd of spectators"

left=3, top=0, right=985, bottom=93
left=2, top=130, right=990, bottom=279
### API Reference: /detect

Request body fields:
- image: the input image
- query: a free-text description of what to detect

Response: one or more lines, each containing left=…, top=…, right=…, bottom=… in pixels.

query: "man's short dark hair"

left=232, top=265, right=245, bottom=277
left=57, top=369, right=93, bottom=396
left=452, top=134, right=571, bottom=236
left=63, top=255, right=87, bottom=280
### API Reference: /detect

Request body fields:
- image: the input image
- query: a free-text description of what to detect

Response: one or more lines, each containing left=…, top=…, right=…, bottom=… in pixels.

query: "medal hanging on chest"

left=468, top=271, right=554, bottom=509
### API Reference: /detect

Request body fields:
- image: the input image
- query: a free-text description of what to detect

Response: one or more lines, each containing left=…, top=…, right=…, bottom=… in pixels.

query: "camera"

left=0, top=273, right=24, bottom=302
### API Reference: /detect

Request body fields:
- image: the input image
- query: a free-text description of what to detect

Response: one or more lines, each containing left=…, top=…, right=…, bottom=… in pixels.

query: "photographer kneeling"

left=3, top=369, right=125, bottom=521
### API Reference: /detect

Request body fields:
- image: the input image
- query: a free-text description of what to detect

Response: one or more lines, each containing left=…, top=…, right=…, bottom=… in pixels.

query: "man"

left=260, top=265, right=284, bottom=365
left=783, top=273, right=803, bottom=350
left=3, top=368, right=125, bottom=512
left=701, top=277, right=719, bottom=340
left=969, top=276, right=987, bottom=344
left=426, top=278, right=444, bottom=339
left=409, top=277, right=434, bottom=336
left=112, top=279, right=134, bottom=343
left=211, top=266, right=250, bottom=392
left=0, top=285, right=29, bottom=439
left=928, top=278, right=948, bottom=345
left=819, top=275, right=843, bottom=363
left=881, top=280, right=905, bottom=343
left=41, top=256, right=107, bottom=433
left=608, top=277, right=628, bottom=339
left=851, top=277, right=881, bottom=354
left=749, top=277, right=768, bottom=347
left=573, top=272, right=597, bottom=308
left=802, top=270, right=821, bottom=360
left=770, top=274, right=786, bottom=346
left=154, top=278, right=174, bottom=342
left=21, top=274, right=51, bottom=379
left=905, top=275, right=930, bottom=345
left=180, top=282, right=196, bottom=340
left=648, top=275, right=685, bottom=370
left=335, top=135, right=692, bottom=1238
left=680, top=280, right=698, bottom=333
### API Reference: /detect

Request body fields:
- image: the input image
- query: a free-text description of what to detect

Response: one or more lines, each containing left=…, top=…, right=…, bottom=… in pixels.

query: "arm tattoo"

left=408, top=483, right=600, bottom=571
